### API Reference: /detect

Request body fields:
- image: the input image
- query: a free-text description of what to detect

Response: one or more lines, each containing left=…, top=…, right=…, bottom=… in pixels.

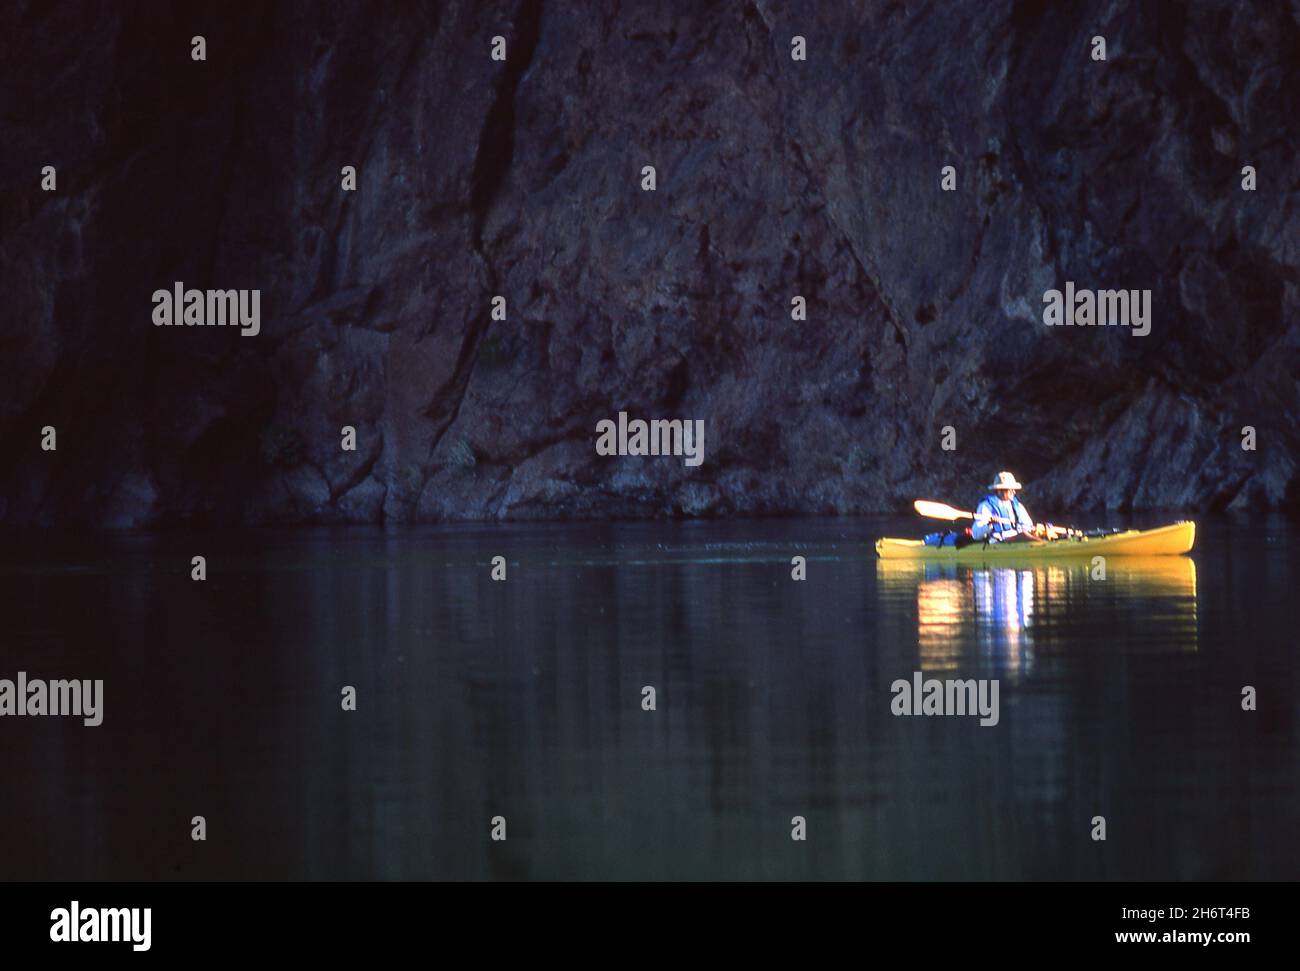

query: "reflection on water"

left=0, top=518, right=1293, bottom=881
left=883, top=557, right=1199, bottom=684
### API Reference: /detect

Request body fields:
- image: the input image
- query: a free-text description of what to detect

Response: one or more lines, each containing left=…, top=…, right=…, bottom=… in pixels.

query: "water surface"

left=1, top=515, right=1295, bottom=879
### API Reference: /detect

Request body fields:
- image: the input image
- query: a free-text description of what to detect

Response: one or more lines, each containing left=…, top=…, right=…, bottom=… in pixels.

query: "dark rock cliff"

left=2, top=0, right=1297, bottom=527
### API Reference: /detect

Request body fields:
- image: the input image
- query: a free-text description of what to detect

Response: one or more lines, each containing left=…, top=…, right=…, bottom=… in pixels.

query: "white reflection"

left=971, top=568, right=1035, bottom=681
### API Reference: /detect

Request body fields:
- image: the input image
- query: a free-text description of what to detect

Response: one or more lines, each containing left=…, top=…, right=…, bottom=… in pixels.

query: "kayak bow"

left=874, top=521, right=1195, bottom=560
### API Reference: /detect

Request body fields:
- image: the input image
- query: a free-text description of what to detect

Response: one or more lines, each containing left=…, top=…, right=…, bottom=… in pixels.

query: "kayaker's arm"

left=971, top=499, right=1005, bottom=541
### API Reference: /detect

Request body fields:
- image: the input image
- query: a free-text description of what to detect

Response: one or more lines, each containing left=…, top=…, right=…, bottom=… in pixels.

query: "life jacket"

left=982, top=494, right=1026, bottom=536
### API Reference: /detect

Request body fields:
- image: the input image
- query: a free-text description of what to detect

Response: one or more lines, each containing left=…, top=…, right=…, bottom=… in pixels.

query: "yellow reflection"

left=915, top=578, right=970, bottom=673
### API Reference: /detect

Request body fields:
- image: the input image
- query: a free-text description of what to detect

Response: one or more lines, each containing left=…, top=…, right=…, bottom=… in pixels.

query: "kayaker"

left=971, top=471, right=1035, bottom=543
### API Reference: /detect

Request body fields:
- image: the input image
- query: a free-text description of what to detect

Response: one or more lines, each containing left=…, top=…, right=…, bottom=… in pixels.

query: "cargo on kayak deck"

left=923, top=529, right=975, bottom=548
left=876, top=521, right=1195, bottom=560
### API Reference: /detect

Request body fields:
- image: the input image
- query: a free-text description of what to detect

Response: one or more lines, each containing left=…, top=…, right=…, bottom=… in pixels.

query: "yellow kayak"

left=875, top=521, right=1195, bottom=560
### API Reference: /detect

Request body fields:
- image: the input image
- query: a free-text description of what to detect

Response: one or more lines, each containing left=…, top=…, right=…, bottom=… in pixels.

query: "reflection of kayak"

left=876, top=554, right=1197, bottom=600
left=874, top=521, right=1195, bottom=560
left=878, top=554, right=1198, bottom=667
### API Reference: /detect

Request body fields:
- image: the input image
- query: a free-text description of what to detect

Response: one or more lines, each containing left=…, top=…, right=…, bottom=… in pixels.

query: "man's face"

left=996, top=488, right=1015, bottom=501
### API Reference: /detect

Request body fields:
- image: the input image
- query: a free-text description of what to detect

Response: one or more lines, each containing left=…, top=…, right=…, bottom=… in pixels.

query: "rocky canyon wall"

left=1, top=0, right=1297, bottom=526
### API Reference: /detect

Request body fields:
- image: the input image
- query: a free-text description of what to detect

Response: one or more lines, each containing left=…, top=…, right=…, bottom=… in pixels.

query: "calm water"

left=1, top=515, right=1296, bottom=880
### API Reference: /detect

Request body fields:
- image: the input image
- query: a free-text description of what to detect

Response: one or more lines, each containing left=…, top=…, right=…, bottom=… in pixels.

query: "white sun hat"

left=987, top=471, right=1023, bottom=490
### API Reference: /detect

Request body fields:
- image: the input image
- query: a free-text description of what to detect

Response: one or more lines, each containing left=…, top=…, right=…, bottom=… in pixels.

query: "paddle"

left=913, top=499, right=1007, bottom=523
left=912, top=499, right=1082, bottom=539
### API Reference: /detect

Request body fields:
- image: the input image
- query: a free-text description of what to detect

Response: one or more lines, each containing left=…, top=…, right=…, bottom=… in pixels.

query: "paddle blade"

left=913, top=499, right=973, bottom=521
